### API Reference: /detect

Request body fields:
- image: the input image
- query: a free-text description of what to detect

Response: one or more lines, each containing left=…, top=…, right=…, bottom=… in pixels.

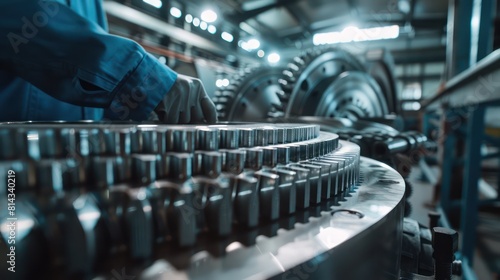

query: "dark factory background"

left=1, top=0, right=500, bottom=279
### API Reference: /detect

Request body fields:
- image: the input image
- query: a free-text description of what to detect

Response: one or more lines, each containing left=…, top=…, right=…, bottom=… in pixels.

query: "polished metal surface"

left=136, top=157, right=405, bottom=280
left=0, top=121, right=404, bottom=280
left=314, top=71, right=389, bottom=119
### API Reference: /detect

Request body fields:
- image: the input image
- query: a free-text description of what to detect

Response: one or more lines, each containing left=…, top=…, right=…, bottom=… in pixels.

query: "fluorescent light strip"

left=268, top=53, right=280, bottom=63
left=221, top=32, right=234, bottom=42
left=208, top=25, right=217, bottom=34
left=143, top=0, right=162, bottom=9
left=201, top=9, right=218, bottom=23
left=193, top=18, right=200, bottom=27
left=170, top=7, right=182, bottom=18
left=313, top=25, right=399, bottom=45
left=240, top=39, right=260, bottom=51
left=200, top=21, right=208, bottom=30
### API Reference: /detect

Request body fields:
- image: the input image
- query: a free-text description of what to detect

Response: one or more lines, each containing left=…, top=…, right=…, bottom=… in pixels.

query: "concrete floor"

left=407, top=165, right=499, bottom=280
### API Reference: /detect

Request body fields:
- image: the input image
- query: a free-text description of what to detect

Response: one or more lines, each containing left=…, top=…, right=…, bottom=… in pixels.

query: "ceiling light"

left=185, top=14, right=193, bottom=23
left=200, top=21, right=208, bottom=30
left=170, top=7, right=182, bottom=18
left=143, top=0, right=162, bottom=8
left=247, top=39, right=260, bottom=49
left=240, top=39, right=260, bottom=51
left=201, top=9, right=218, bottom=23
left=268, top=53, right=280, bottom=64
left=208, top=25, right=217, bottom=34
left=193, top=17, right=200, bottom=27
left=215, top=78, right=230, bottom=87
left=257, top=50, right=265, bottom=58
left=221, top=32, right=234, bottom=42
left=313, top=25, right=399, bottom=45
left=240, top=41, right=249, bottom=50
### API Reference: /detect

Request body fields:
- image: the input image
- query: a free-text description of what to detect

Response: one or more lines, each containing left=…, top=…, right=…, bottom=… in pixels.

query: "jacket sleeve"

left=0, top=0, right=177, bottom=121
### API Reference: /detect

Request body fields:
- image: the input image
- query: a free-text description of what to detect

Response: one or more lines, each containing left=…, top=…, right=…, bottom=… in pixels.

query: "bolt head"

left=432, top=227, right=458, bottom=261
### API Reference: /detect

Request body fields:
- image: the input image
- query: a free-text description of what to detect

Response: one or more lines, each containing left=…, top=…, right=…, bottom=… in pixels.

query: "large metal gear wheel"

left=313, top=71, right=389, bottom=119
left=280, top=47, right=379, bottom=118
left=276, top=116, right=399, bottom=136
left=214, top=67, right=286, bottom=121
left=363, top=49, right=399, bottom=114
left=0, top=121, right=405, bottom=280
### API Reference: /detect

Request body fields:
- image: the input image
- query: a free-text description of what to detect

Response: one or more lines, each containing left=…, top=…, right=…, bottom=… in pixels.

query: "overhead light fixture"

left=247, top=39, right=260, bottom=49
left=240, top=38, right=260, bottom=51
left=185, top=14, right=193, bottom=23
left=208, top=25, right=217, bottom=34
left=268, top=53, right=280, bottom=64
left=143, top=0, right=162, bottom=8
left=313, top=25, right=399, bottom=45
left=257, top=50, right=265, bottom=58
left=193, top=17, right=200, bottom=27
left=201, top=9, right=218, bottom=23
left=200, top=21, right=208, bottom=30
left=170, top=7, right=182, bottom=18
left=221, top=32, right=234, bottom=42
left=215, top=78, right=230, bottom=87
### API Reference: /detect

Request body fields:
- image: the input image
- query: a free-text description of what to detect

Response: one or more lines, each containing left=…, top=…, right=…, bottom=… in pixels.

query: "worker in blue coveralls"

left=0, top=0, right=217, bottom=123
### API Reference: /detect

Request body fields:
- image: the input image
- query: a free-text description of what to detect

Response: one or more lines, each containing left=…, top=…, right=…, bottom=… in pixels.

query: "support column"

left=470, top=0, right=495, bottom=64
left=446, top=0, right=473, bottom=79
left=447, top=0, right=496, bottom=78
left=460, top=105, right=486, bottom=264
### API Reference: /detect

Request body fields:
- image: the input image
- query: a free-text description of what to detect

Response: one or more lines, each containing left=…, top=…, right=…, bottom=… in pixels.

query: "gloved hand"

left=153, top=74, right=218, bottom=124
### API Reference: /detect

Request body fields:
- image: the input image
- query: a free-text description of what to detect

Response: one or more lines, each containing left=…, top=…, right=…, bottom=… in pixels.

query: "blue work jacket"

left=0, top=0, right=177, bottom=121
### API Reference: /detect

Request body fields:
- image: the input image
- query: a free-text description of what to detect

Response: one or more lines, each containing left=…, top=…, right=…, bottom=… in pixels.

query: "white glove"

left=154, top=74, right=217, bottom=124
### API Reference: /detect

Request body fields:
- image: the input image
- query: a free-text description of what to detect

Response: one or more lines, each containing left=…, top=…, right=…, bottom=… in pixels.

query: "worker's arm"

left=0, top=0, right=177, bottom=121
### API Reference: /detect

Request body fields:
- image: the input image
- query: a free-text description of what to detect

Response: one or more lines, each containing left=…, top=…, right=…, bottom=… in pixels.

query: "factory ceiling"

left=106, top=0, right=449, bottom=62
left=187, top=0, right=448, bottom=46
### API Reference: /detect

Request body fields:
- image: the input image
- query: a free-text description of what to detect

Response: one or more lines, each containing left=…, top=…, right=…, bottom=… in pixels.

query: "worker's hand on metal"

left=154, top=74, right=218, bottom=124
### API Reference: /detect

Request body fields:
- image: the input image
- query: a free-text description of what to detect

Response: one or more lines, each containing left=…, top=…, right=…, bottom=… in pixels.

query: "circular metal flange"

left=0, top=121, right=402, bottom=280
left=132, top=156, right=406, bottom=280
left=273, top=116, right=399, bottom=136
left=313, top=71, right=389, bottom=119
left=363, top=49, right=399, bottom=114
left=280, top=48, right=366, bottom=117
left=214, top=67, right=286, bottom=121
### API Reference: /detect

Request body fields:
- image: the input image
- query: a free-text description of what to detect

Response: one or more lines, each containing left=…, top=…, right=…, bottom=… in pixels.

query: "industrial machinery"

left=361, top=48, right=399, bottom=114
left=271, top=116, right=434, bottom=218
left=215, top=48, right=396, bottom=123
left=280, top=47, right=388, bottom=119
left=213, top=67, right=286, bottom=121
left=0, top=121, right=407, bottom=280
